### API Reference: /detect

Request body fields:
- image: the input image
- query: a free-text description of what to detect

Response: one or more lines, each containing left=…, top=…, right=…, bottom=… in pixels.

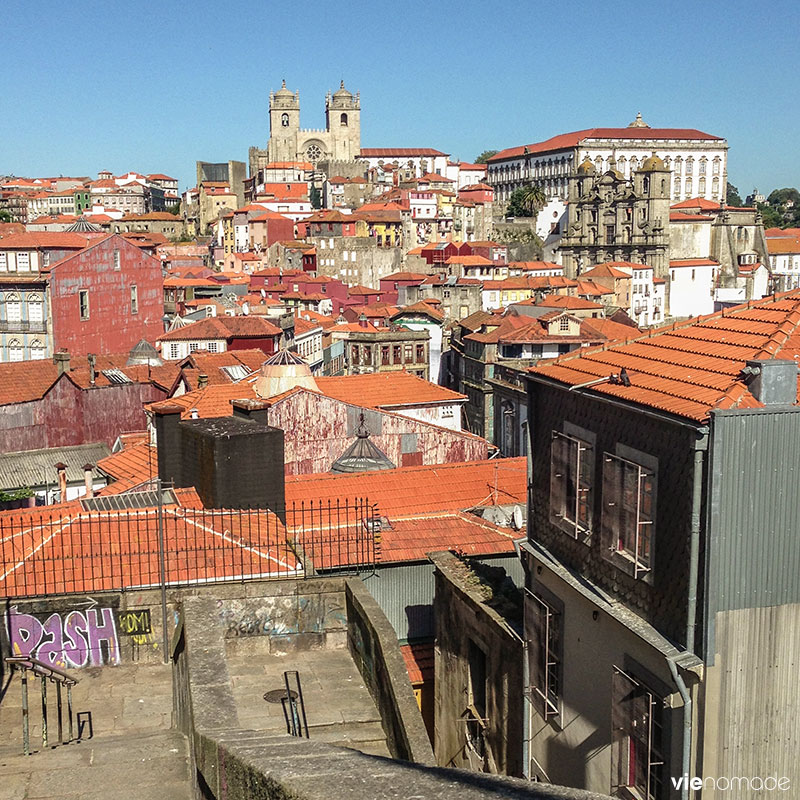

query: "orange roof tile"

left=536, top=294, right=605, bottom=310
left=158, top=316, right=281, bottom=341
left=401, top=642, right=434, bottom=684
left=315, top=372, right=465, bottom=408
left=529, top=291, right=800, bottom=422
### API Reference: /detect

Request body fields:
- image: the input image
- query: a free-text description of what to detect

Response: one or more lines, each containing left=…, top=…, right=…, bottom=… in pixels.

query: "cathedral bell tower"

left=325, top=81, right=361, bottom=161
left=268, top=80, right=300, bottom=163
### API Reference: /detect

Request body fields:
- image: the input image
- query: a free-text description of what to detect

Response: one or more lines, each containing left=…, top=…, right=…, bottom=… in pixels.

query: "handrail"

left=5, top=655, right=80, bottom=754
left=6, top=656, right=79, bottom=686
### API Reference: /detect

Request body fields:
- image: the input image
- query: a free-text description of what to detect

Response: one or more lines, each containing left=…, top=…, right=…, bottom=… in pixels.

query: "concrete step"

left=0, top=728, right=193, bottom=800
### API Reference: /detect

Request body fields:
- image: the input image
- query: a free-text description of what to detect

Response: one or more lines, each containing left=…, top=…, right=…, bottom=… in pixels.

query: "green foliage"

left=506, top=183, right=546, bottom=218
left=474, top=150, right=499, bottom=164
left=310, top=187, right=322, bottom=209
left=0, top=209, right=12, bottom=223
left=0, top=487, right=34, bottom=503
left=757, top=202, right=783, bottom=229
left=757, top=187, right=800, bottom=229
left=726, top=183, right=743, bottom=207
left=767, top=187, right=800, bottom=207
left=166, top=203, right=181, bottom=216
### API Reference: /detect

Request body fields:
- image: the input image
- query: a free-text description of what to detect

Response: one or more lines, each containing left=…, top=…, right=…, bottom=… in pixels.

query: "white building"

left=487, top=115, right=728, bottom=206
left=767, top=233, right=800, bottom=291
left=668, top=258, right=719, bottom=318
left=359, top=148, right=450, bottom=178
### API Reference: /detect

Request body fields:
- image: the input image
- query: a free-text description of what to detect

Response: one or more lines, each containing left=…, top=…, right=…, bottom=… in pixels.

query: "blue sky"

left=2, top=0, right=796, bottom=195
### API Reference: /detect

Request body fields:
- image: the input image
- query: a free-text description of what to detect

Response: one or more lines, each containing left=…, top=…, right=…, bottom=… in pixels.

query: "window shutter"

left=601, top=454, right=623, bottom=558
left=611, top=667, right=653, bottom=796
left=577, top=441, right=594, bottom=532
left=549, top=433, right=569, bottom=526
left=525, top=591, right=547, bottom=720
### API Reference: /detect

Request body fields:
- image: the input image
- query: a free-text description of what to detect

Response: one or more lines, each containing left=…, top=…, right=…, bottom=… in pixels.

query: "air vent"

left=80, top=489, right=178, bottom=511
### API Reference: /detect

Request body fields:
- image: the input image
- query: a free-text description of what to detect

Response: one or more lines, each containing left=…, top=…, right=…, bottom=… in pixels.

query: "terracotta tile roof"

left=536, top=294, right=605, bottom=310
left=158, top=316, right=281, bottom=342
left=766, top=227, right=800, bottom=238
left=767, top=238, right=800, bottom=255
left=392, top=301, right=445, bottom=322
left=529, top=291, right=800, bottom=422
left=575, top=279, right=615, bottom=297
left=348, top=284, right=383, bottom=295
left=285, top=457, right=527, bottom=517
left=670, top=211, right=715, bottom=222
left=490, top=128, right=724, bottom=162
left=315, top=372, right=465, bottom=408
left=401, top=642, right=434, bottom=684
left=579, top=317, right=641, bottom=340
left=580, top=263, right=634, bottom=279
left=382, top=271, right=429, bottom=282
left=670, top=197, right=723, bottom=210
left=0, top=232, right=90, bottom=250
left=509, top=261, right=562, bottom=272
left=96, top=439, right=157, bottom=493
left=360, top=148, right=447, bottom=157
left=0, top=497, right=299, bottom=597
left=446, top=254, right=492, bottom=265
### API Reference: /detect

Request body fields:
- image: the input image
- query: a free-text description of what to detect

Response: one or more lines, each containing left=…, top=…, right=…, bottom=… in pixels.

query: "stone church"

left=558, top=154, right=672, bottom=278
left=249, top=81, right=361, bottom=176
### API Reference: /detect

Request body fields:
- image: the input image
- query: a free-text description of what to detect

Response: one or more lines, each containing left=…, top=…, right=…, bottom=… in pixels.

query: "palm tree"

left=519, top=182, right=547, bottom=216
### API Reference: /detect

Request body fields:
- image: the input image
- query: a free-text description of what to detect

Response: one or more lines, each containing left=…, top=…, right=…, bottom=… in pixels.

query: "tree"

left=726, top=183, right=743, bottom=207
left=0, top=210, right=12, bottom=223
left=166, top=202, right=181, bottom=216
left=506, top=183, right=547, bottom=218
left=757, top=202, right=783, bottom=229
left=310, top=187, right=322, bottom=209
left=474, top=150, right=499, bottom=164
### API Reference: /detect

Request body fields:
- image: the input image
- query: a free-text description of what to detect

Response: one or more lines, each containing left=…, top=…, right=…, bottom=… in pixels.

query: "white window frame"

left=525, top=588, right=562, bottom=722
left=550, top=430, right=594, bottom=540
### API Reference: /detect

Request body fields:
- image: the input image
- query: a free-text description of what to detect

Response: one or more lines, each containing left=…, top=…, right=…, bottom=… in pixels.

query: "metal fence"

left=0, top=498, right=378, bottom=600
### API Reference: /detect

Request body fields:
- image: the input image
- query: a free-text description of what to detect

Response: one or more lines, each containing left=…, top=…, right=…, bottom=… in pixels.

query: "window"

left=416, top=344, right=425, bottom=362
left=113, top=248, right=120, bottom=270
left=17, top=252, right=30, bottom=272
left=393, top=344, right=401, bottom=362
left=281, top=112, right=289, bottom=127
left=611, top=666, right=666, bottom=800
left=8, top=338, right=23, bottom=362
left=601, top=452, right=656, bottom=579
left=351, top=345, right=360, bottom=363
left=27, top=294, right=43, bottom=323
left=381, top=345, right=390, bottom=365
left=404, top=344, right=413, bottom=361
left=525, top=589, right=562, bottom=720
left=550, top=431, right=594, bottom=539
left=79, top=290, right=89, bottom=320
left=169, top=343, right=181, bottom=359
left=559, top=317, right=570, bottom=331
left=0, top=253, right=6, bottom=271
left=465, top=640, right=488, bottom=760
left=189, top=341, right=200, bottom=352
left=29, top=339, right=45, bottom=360
left=207, top=341, right=219, bottom=353
left=130, top=285, right=138, bottom=314
left=5, top=293, right=21, bottom=323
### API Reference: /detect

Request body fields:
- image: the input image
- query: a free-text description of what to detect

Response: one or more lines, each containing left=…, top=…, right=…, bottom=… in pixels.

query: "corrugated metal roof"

left=0, top=442, right=110, bottom=491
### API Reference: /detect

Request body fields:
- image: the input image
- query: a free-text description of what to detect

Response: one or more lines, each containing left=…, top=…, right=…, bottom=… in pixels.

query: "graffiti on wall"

left=6, top=605, right=121, bottom=669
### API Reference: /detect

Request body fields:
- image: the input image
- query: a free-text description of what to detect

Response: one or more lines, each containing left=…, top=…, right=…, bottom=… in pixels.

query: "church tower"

left=268, top=81, right=300, bottom=163
left=325, top=81, right=361, bottom=161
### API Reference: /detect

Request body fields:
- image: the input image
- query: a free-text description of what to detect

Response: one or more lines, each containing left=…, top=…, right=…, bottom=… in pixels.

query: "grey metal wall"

left=706, top=407, right=800, bottom=656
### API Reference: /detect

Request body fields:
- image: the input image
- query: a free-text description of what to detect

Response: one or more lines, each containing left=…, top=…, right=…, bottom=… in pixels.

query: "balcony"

left=0, top=320, right=47, bottom=333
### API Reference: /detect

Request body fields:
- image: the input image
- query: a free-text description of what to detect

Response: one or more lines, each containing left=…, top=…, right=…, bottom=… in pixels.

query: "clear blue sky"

left=2, top=0, right=796, bottom=196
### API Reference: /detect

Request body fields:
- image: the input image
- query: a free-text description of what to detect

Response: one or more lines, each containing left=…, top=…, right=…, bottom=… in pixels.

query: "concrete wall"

left=432, top=552, right=524, bottom=777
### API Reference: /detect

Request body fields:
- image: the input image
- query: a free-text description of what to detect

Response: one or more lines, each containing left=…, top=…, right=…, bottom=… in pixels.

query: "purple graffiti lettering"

left=85, top=608, right=120, bottom=666
left=36, top=614, right=66, bottom=667
left=63, top=611, right=90, bottom=668
left=8, top=610, right=43, bottom=658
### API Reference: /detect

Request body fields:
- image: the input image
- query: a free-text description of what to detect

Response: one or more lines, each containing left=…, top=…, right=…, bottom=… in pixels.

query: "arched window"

left=29, top=339, right=45, bottom=360
left=8, top=338, right=23, bottom=362
left=643, top=176, right=650, bottom=193
left=685, top=178, right=693, bottom=196
left=673, top=178, right=681, bottom=198
left=630, top=156, right=639, bottom=171
left=340, top=113, right=348, bottom=126
left=4, top=292, right=21, bottom=323
left=712, top=176, right=720, bottom=198
left=27, top=293, right=43, bottom=323
left=699, top=177, right=706, bottom=195
left=281, top=113, right=289, bottom=127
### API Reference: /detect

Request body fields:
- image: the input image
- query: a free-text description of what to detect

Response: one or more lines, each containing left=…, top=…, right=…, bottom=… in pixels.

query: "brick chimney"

left=54, top=463, right=68, bottom=502
left=359, top=312, right=368, bottom=329
left=83, top=464, right=94, bottom=498
left=53, top=350, right=70, bottom=376
left=87, top=354, right=97, bottom=385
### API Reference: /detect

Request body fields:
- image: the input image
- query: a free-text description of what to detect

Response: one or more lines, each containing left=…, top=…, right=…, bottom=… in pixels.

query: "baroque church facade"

left=558, top=154, right=672, bottom=278
left=249, top=81, right=361, bottom=176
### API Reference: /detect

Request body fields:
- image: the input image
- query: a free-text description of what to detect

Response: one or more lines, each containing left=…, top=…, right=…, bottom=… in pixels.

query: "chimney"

left=232, top=398, right=270, bottom=426
left=53, top=350, right=70, bottom=376
left=197, top=373, right=209, bottom=389
left=359, top=312, right=368, bottom=329
left=152, top=402, right=185, bottom=487
left=742, top=359, right=799, bottom=405
left=87, top=353, right=97, bottom=385
left=83, top=464, right=94, bottom=498
left=54, top=463, right=67, bottom=502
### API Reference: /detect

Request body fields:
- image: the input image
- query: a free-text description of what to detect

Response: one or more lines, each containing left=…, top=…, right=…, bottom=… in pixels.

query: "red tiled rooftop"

left=315, top=372, right=465, bottom=408
left=158, top=316, right=281, bottom=342
left=529, top=291, right=800, bottom=422
left=401, top=642, right=434, bottom=684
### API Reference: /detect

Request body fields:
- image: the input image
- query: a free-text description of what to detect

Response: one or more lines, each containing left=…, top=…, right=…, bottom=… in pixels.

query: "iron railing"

left=0, top=498, right=378, bottom=600
left=5, top=655, right=79, bottom=755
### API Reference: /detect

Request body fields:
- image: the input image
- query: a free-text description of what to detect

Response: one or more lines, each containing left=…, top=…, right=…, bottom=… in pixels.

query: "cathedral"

left=249, top=81, right=361, bottom=176
left=558, top=154, right=672, bottom=278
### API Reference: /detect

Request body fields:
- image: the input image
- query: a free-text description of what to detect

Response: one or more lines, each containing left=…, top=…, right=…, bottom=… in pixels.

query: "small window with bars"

left=611, top=666, right=666, bottom=800
left=525, top=589, right=562, bottom=722
left=550, top=431, right=594, bottom=541
left=601, top=453, right=656, bottom=579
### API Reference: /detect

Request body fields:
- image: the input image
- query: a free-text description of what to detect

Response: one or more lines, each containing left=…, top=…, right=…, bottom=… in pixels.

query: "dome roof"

left=331, top=413, right=396, bottom=474
left=127, top=339, right=163, bottom=366
left=333, top=80, right=352, bottom=98
left=274, top=79, right=294, bottom=98
left=253, top=348, right=318, bottom=399
left=65, top=216, right=102, bottom=233
left=640, top=153, right=666, bottom=171
left=577, top=158, right=595, bottom=175
left=628, top=112, right=650, bottom=128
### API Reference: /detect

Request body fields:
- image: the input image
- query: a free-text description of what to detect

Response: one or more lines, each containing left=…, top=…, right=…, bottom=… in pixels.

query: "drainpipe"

left=670, top=426, right=708, bottom=800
